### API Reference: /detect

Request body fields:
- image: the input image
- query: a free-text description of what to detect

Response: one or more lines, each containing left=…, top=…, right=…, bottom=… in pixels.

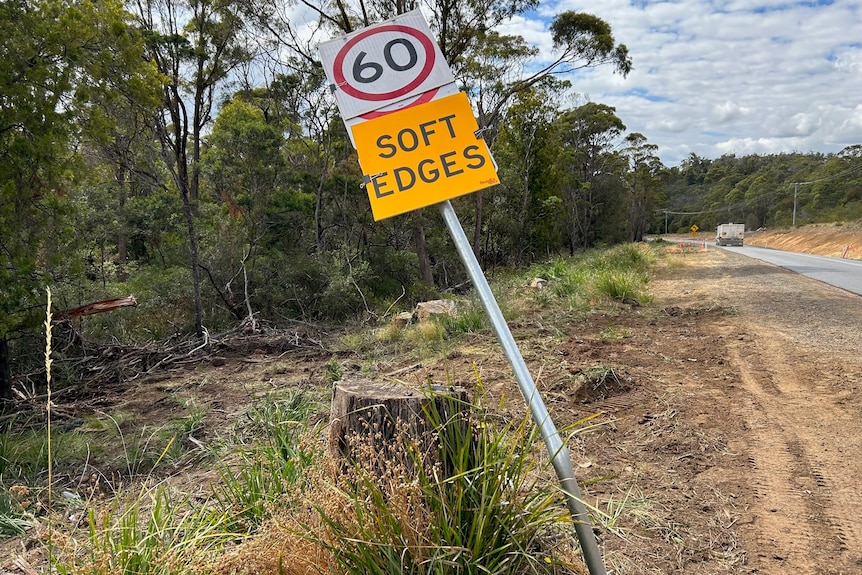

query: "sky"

left=498, top=0, right=862, bottom=167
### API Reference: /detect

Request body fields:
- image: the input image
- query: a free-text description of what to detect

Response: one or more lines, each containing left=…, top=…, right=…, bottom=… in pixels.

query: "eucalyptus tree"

left=489, top=86, right=566, bottom=264
left=199, top=95, right=319, bottom=320
left=455, top=31, right=558, bottom=255
left=834, top=146, right=862, bottom=219
left=1, top=0, right=68, bottom=398
left=555, top=102, right=627, bottom=252
left=621, top=132, right=665, bottom=242
left=0, top=0, right=162, bottom=399
left=132, top=0, right=255, bottom=337
left=261, top=69, right=354, bottom=256
left=73, top=5, right=164, bottom=283
left=240, top=0, right=631, bottom=285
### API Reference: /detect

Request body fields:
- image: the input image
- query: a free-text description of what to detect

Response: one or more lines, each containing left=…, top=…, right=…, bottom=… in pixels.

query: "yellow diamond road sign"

left=352, top=91, right=499, bottom=220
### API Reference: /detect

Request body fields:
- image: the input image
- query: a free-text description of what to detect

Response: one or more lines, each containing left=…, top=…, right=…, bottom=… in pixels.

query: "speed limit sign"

left=319, top=10, right=455, bottom=120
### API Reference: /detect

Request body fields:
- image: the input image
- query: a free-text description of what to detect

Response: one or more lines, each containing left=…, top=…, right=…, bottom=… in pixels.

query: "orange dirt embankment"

left=744, top=222, right=862, bottom=260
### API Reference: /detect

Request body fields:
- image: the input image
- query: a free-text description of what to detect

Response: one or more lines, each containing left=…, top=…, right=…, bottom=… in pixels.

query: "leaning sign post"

left=320, top=11, right=607, bottom=575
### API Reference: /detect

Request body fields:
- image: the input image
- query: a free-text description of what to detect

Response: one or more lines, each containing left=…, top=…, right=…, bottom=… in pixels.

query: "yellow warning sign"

left=351, top=91, right=499, bottom=220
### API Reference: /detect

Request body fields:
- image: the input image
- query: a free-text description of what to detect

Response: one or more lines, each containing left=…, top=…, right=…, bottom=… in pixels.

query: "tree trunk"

left=180, top=185, right=204, bottom=339
left=53, top=296, right=137, bottom=321
left=0, top=336, right=12, bottom=401
left=329, top=379, right=469, bottom=477
left=517, top=174, right=532, bottom=265
left=314, top=145, right=330, bottom=253
left=160, top=85, right=203, bottom=338
left=473, top=190, right=484, bottom=261
left=116, top=162, right=128, bottom=281
left=413, top=212, right=434, bottom=285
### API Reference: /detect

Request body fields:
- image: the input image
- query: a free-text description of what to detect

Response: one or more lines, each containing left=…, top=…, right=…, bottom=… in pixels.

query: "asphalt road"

left=718, top=244, right=862, bottom=296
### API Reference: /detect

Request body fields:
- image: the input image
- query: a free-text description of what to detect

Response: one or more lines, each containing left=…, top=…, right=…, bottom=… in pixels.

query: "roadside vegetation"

left=1, top=243, right=659, bottom=574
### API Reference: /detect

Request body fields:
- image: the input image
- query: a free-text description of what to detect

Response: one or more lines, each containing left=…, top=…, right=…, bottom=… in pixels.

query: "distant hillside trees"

left=661, top=150, right=862, bottom=234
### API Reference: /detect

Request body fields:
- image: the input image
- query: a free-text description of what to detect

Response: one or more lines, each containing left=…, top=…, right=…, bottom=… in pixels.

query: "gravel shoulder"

left=397, top=244, right=862, bottom=573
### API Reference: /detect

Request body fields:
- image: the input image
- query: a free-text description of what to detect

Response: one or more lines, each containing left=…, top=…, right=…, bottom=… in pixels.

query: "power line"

left=661, top=208, right=726, bottom=215
left=790, top=161, right=862, bottom=186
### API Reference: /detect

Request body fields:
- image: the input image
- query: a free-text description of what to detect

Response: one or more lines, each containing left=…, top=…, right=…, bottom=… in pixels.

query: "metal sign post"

left=439, top=200, right=607, bottom=575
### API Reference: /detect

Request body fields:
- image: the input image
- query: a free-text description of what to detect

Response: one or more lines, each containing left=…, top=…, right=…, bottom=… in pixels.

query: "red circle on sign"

left=333, top=24, right=436, bottom=102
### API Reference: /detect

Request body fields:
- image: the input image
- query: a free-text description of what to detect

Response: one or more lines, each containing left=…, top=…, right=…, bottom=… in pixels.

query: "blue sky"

left=498, top=0, right=862, bottom=166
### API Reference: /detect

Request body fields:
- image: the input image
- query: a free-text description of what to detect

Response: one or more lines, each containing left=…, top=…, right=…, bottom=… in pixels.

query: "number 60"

left=353, top=39, right=419, bottom=84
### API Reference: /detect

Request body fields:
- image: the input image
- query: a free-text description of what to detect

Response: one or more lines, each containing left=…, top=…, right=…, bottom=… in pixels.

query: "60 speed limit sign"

left=319, top=10, right=455, bottom=120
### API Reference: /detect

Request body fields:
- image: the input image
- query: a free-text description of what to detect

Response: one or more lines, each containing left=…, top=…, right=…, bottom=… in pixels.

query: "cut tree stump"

left=328, top=378, right=470, bottom=477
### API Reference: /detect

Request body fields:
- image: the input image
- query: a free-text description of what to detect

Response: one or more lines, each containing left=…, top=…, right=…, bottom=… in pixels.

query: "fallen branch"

left=53, top=296, right=137, bottom=321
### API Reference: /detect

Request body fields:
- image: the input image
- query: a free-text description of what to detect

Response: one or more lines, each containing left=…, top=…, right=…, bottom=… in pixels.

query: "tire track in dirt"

left=725, top=340, right=817, bottom=572
left=722, top=315, right=862, bottom=574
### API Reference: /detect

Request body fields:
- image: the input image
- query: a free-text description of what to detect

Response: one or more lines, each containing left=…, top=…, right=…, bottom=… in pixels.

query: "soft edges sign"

left=352, top=91, right=499, bottom=221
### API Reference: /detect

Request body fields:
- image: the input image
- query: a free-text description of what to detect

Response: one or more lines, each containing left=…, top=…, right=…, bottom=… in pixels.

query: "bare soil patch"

left=3, top=232, right=862, bottom=575
left=583, top=246, right=862, bottom=574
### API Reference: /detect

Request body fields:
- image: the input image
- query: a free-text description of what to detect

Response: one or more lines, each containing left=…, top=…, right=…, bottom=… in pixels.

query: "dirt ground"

left=577, top=242, right=862, bottom=574
left=3, top=224, right=862, bottom=575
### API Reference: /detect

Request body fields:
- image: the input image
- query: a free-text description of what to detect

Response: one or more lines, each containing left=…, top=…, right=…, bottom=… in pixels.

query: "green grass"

left=0, top=487, right=34, bottom=536
left=598, top=325, right=633, bottom=340
left=0, top=420, right=96, bottom=484
left=592, top=269, right=650, bottom=302
left=441, top=299, right=488, bottom=335
left=212, top=390, right=322, bottom=530
left=56, top=485, right=238, bottom=575
left=523, top=243, right=656, bottom=309
left=52, top=391, right=323, bottom=572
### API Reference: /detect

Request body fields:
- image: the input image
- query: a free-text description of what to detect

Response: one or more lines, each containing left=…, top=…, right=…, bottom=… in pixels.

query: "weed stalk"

left=45, top=287, right=54, bottom=574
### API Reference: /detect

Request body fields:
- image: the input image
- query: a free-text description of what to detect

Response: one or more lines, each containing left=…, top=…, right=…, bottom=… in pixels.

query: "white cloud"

left=496, top=15, right=554, bottom=54
left=833, top=46, right=862, bottom=73
left=712, top=101, right=755, bottom=124
left=831, top=105, right=862, bottom=144
left=499, top=0, right=862, bottom=165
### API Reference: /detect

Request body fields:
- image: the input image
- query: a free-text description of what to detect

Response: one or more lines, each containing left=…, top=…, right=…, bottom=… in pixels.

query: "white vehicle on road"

left=716, top=223, right=744, bottom=246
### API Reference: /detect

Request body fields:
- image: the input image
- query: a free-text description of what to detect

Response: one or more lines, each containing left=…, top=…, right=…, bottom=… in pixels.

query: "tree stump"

left=328, top=378, right=470, bottom=477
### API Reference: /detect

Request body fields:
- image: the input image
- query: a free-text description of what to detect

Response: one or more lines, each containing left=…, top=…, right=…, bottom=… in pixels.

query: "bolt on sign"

left=352, top=92, right=499, bottom=220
